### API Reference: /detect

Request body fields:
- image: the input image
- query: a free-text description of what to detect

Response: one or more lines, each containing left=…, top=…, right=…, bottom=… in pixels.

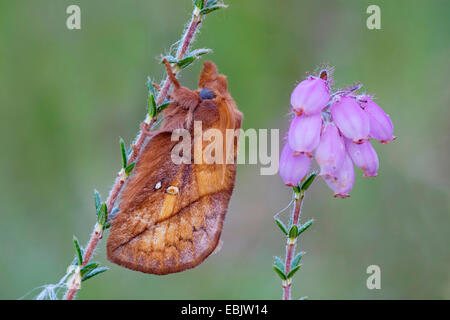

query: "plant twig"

left=61, top=1, right=221, bottom=300
left=273, top=173, right=316, bottom=300
left=282, top=191, right=303, bottom=300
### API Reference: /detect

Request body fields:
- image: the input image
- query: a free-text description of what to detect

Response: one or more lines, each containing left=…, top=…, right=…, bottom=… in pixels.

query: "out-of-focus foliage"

left=0, top=0, right=449, bottom=299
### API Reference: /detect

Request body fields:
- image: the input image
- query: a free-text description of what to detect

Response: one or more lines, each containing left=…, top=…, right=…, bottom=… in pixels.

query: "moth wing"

left=107, top=83, right=241, bottom=275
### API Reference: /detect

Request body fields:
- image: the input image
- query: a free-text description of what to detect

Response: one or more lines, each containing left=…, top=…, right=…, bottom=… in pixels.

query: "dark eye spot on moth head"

left=199, top=88, right=215, bottom=100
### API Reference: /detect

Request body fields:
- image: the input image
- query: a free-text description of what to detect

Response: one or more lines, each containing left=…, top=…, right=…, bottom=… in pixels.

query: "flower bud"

left=331, top=96, right=370, bottom=143
left=315, top=122, right=345, bottom=178
left=345, top=139, right=379, bottom=177
left=361, top=97, right=395, bottom=144
left=290, top=77, right=330, bottom=116
left=288, top=113, right=322, bottom=157
left=324, top=152, right=355, bottom=198
left=279, top=143, right=311, bottom=187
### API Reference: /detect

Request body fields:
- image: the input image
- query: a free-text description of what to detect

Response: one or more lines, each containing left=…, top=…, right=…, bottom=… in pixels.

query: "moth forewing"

left=106, top=61, right=242, bottom=275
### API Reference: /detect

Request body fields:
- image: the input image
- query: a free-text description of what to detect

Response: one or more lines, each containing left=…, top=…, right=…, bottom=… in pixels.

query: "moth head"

left=199, top=88, right=215, bottom=100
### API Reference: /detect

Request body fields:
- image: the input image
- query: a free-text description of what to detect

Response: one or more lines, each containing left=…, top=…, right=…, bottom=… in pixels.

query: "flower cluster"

left=279, top=70, right=395, bottom=198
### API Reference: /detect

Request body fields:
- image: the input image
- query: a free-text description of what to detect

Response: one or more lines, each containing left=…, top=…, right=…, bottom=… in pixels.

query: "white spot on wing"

left=166, top=186, right=179, bottom=195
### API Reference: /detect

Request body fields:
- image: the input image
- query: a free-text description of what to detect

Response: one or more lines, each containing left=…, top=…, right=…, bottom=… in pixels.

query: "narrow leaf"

left=287, top=265, right=301, bottom=279
left=289, top=225, right=298, bottom=239
left=298, top=219, right=314, bottom=236
left=156, top=101, right=171, bottom=114
left=80, top=262, right=99, bottom=277
left=275, top=219, right=288, bottom=235
left=194, top=0, right=205, bottom=9
left=291, top=251, right=305, bottom=269
left=189, top=48, right=212, bottom=57
left=73, top=236, right=83, bottom=266
left=120, top=138, right=127, bottom=169
left=147, top=76, right=157, bottom=97
left=94, top=190, right=101, bottom=213
left=300, top=171, right=317, bottom=192
left=97, top=203, right=108, bottom=226
left=200, top=4, right=227, bottom=15
left=273, top=256, right=285, bottom=271
left=125, top=162, right=136, bottom=175
left=273, top=265, right=287, bottom=281
left=110, top=207, right=120, bottom=219
left=148, top=94, right=157, bottom=118
left=81, top=266, right=108, bottom=282
left=177, top=56, right=196, bottom=69
left=205, top=0, right=219, bottom=7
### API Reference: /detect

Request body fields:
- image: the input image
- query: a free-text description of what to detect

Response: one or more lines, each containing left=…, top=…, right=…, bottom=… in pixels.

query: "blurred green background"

left=0, top=0, right=449, bottom=299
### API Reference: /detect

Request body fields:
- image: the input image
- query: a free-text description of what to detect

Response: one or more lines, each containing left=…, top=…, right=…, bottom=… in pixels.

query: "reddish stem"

left=283, top=193, right=303, bottom=300
left=63, top=9, right=204, bottom=301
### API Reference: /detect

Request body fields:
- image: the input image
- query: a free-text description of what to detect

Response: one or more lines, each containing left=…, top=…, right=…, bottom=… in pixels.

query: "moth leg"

left=163, top=58, right=181, bottom=89
left=163, top=58, right=201, bottom=110
left=152, top=82, right=161, bottom=91
left=140, top=122, right=157, bottom=137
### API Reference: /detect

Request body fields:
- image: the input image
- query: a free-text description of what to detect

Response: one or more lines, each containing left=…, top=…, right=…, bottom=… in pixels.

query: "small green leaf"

left=273, top=256, right=285, bottom=271
left=275, top=219, right=288, bottom=235
left=300, top=171, right=317, bottom=192
left=81, top=266, right=108, bottom=282
left=206, top=0, right=219, bottom=7
left=291, top=251, right=305, bottom=269
left=289, top=225, right=298, bottom=239
left=110, top=207, right=120, bottom=219
left=73, top=236, right=83, bottom=266
left=94, top=190, right=101, bottom=213
left=273, top=265, right=287, bottom=281
left=189, top=48, right=212, bottom=58
left=120, top=138, right=127, bottom=169
left=156, top=101, right=171, bottom=114
left=97, top=203, right=108, bottom=226
left=200, top=3, right=227, bottom=15
left=147, top=77, right=158, bottom=97
left=194, top=0, right=205, bottom=9
left=298, top=219, right=314, bottom=236
left=103, top=221, right=111, bottom=230
left=287, top=265, right=301, bottom=279
left=177, top=56, right=196, bottom=69
left=125, top=162, right=136, bottom=176
left=148, top=93, right=157, bottom=118
left=80, top=262, right=99, bottom=277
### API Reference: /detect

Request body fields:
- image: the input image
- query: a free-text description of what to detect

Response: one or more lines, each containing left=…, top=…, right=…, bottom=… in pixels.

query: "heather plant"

left=274, top=69, right=395, bottom=299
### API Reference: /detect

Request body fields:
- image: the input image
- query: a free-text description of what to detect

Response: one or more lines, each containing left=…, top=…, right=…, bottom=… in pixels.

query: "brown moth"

left=106, top=60, right=242, bottom=275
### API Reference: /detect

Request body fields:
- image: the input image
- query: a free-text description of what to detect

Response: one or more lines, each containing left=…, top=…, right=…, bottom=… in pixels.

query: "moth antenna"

left=163, top=58, right=181, bottom=88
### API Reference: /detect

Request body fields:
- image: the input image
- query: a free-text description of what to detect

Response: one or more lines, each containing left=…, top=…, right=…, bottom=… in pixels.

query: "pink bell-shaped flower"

left=315, top=122, right=345, bottom=178
left=290, top=77, right=330, bottom=116
left=288, top=113, right=322, bottom=157
left=345, top=139, right=379, bottom=177
left=331, top=96, right=370, bottom=144
left=279, top=143, right=311, bottom=187
left=324, top=152, right=355, bottom=198
left=360, top=96, right=395, bottom=144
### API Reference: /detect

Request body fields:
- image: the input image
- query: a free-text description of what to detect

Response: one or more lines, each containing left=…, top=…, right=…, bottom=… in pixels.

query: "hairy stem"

left=282, top=191, right=304, bottom=300
left=63, top=6, right=206, bottom=301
